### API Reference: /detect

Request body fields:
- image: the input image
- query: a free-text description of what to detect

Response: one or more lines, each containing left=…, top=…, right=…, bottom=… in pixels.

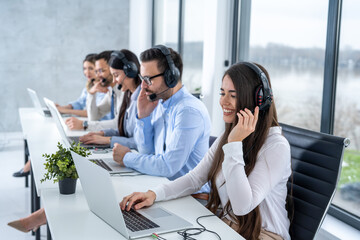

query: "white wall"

left=0, top=0, right=130, bottom=131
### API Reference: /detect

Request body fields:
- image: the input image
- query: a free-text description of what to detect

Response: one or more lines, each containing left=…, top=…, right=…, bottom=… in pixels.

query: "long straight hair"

left=109, top=49, right=141, bottom=136
left=206, top=63, right=279, bottom=240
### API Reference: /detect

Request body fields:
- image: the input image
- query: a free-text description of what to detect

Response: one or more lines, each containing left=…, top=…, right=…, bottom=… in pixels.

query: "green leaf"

left=40, top=142, right=91, bottom=182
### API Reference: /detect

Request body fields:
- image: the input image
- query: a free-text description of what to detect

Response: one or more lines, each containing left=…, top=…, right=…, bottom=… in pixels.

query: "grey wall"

left=0, top=0, right=129, bottom=131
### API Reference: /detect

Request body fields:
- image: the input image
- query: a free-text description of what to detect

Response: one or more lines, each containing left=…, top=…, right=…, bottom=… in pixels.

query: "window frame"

left=151, top=0, right=360, bottom=230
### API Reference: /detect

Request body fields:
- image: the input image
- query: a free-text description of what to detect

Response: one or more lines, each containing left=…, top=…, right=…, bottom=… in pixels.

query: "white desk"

left=18, top=108, right=112, bottom=240
left=18, top=108, right=112, bottom=196
left=19, top=107, right=244, bottom=240
left=42, top=175, right=244, bottom=240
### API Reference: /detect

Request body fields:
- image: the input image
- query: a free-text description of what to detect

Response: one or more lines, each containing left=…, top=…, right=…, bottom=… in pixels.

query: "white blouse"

left=152, top=126, right=291, bottom=240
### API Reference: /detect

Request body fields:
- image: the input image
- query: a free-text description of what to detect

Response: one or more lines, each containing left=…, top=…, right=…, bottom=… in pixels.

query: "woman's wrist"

left=147, top=190, right=156, bottom=201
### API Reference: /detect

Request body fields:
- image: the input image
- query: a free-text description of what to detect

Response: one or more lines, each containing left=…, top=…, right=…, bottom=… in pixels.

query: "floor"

left=0, top=132, right=47, bottom=240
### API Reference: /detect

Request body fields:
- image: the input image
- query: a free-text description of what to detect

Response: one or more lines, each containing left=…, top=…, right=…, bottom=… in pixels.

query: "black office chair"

left=192, top=93, right=201, bottom=99
left=280, top=123, right=350, bottom=240
left=209, top=136, right=217, bottom=147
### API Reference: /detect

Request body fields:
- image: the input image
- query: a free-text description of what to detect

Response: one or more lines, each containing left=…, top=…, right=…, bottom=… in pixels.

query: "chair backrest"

left=280, top=123, right=349, bottom=240
left=209, top=136, right=217, bottom=148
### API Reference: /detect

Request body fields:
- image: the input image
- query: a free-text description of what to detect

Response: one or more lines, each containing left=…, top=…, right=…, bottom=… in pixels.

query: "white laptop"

left=44, top=97, right=134, bottom=174
left=27, top=88, right=51, bottom=117
left=71, top=151, right=192, bottom=239
left=44, top=97, right=110, bottom=149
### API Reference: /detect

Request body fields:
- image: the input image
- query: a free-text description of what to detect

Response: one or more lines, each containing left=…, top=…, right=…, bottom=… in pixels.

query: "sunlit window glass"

left=249, top=0, right=328, bottom=131
left=333, top=0, right=360, bottom=218
left=182, top=0, right=205, bottom=93
left=153, top=0, right=180, bottom=51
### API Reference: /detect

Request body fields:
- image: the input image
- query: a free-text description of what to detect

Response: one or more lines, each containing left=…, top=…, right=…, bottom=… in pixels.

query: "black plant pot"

left=58, top=178, right=77, bottom=195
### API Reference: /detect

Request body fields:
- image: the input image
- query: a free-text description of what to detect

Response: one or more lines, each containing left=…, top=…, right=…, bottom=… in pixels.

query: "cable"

left=177, top=214, right=221, bottom=240
left=151, top=214, right=221, bottom=240
left=151, top=233, right=167, bottom=240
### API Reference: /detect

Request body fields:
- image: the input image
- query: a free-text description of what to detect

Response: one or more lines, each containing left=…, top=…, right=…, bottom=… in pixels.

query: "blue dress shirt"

left=69, top=88, right=112, bottom=120
left=102, top=86, right=141, bottom=149
left=123, top=86, right=211, bottom=193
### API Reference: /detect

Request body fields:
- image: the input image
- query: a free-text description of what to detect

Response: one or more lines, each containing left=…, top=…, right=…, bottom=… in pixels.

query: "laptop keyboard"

left=91, top=159, right=113, bottom=171
left=68, top=136, right=79, bottom=143
left=122, top=208, right=159, bottom=232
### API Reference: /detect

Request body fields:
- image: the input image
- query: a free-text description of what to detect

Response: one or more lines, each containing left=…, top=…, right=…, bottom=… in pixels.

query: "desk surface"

left=42, top=175, right=244, bottom=240
left=19, top=107, right=244, bottom=240
left=18, top=108, right=111, bottom=196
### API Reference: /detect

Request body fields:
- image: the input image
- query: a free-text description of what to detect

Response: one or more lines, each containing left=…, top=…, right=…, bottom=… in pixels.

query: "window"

left=153, top=0, right=180, bottom=51
left=181, top=0, right=205, bottom=93
left=248, top=0, right=328, bottom=131
left=153, top=0, right=206, bottom=93
left=333, top=0, right=360, bottom=219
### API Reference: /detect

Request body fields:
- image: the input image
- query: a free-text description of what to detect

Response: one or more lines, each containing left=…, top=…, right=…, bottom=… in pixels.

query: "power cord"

left=177, top=214, right=221, bottom=240
left=151, top=214, right=221, bottom=240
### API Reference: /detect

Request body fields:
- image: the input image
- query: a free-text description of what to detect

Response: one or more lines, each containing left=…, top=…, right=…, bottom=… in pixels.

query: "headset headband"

left=242, top=62, right=272, bottom=97
left=240, top=62, right=273, bottom=111
left=153, top=45, right=176, bottom=69
left=110, top=51, right=138, bottom=78
left=111, top=51, right=129, bottom=66
left=152, top=45, right=180, bottom=88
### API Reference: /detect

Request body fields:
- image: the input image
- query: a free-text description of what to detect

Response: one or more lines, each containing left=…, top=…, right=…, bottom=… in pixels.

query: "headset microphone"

left=117, top=75, right=127, bottom=91
left=100, top=78, right=109, bottom=87
left=149, top=87, right=171, bottom=101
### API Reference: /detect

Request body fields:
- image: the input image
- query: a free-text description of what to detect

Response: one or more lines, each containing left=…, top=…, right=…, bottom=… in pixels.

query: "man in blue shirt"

left=112, top=45, right=211, bottom=193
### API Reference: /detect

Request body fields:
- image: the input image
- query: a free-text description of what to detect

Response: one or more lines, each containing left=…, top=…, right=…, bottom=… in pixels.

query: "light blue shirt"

left=69, top=88, right=112, bottom=120
left=103, top=86, right=141, bottom=149
left=123, top=86, right=211, bottom=193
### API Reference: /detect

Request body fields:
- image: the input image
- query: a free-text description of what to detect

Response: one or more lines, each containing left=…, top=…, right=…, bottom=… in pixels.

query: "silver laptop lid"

left=71, top=151, right=130, bottom=239
left=72, top=152, right=193, bottom=239
left=27, top=88, right=45, bottom=116
left=44, top=97, right=71, bottom=148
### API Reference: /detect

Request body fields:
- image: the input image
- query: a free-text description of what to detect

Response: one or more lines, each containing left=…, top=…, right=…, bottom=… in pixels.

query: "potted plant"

left=40, top=142, right=91, bottom=194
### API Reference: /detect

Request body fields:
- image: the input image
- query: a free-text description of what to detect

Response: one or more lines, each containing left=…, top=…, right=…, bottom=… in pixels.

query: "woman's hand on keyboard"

left=79, top=134, right=110, bottom=145
left=120, top=190, right=156, bottom=211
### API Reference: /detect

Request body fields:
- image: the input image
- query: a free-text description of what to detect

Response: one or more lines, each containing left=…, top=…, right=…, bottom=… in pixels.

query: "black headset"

left=153, top=45, right=180, bottom=88
left=110, top=51, right=138, bottom=78
left=241, top=62, right=273, bottom=111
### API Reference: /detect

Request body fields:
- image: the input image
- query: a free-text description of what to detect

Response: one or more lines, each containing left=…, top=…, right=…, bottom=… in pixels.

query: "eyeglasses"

left=138, top=72, right=164, bottom=86
left=95, top=68, right=106, bottom=75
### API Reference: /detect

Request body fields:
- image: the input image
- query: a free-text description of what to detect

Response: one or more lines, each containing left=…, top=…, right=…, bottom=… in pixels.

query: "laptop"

left=44, top=97, right=133, bottom=174
left=43, top=97, right=110, bottom=149
left=27, top=88, right=51, bottom=117
left=71, top=151, right=193, bottom=239
left=90, top=158, right=135, bottom=174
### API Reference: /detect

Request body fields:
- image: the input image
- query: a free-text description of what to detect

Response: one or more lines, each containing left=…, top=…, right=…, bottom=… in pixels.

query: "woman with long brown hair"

left=119, top=62, right=291, bottom=240
left=79, top=49, right=141, bottom=149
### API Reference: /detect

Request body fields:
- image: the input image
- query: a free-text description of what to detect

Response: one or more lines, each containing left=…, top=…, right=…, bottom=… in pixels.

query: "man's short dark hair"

left=95, top=51, right=113, bottom=63
left=140, top=47, right=183, bottom=80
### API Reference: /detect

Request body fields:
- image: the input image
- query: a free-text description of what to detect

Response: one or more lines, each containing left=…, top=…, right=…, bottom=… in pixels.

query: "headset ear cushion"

left=255, top=85, right=264, bottom=109
left=123, top=62, right=138, bottom=78
left=164, top=68, right=180, bottom=88
left=127, top=62, right=139, bottom=78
